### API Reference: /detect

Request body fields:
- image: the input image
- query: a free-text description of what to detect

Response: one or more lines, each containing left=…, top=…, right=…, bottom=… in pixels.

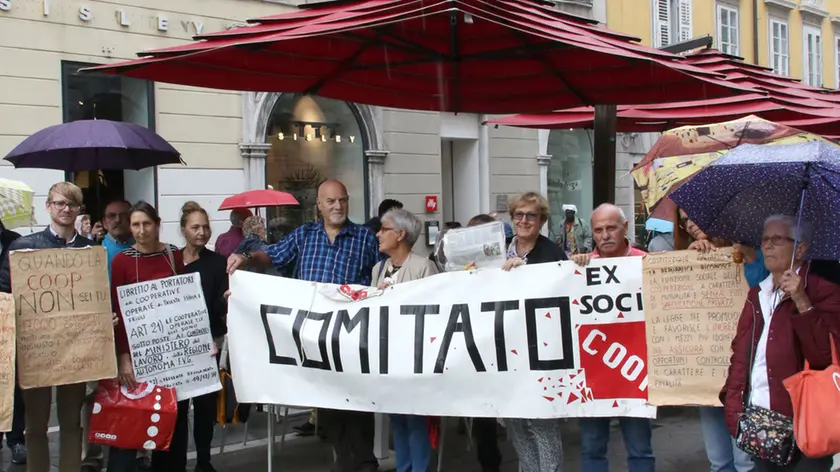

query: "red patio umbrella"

left=82, top=0, right=754, bottom=113
left=487, top=48, right=840, bottom=136
left=218, top=189, right=299, bottom=210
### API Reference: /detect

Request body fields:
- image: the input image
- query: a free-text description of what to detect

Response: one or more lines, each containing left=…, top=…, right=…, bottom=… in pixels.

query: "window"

left=769, top=19, right=789, bottom=76
left=652, top=0, right=692, bottom=48
left=265, top=94, right=367, bottom=235
left=803, top=25, right=823, bottom=86
left=716, top=3, right=739, bottom=55
left=835, top=36, right=840, bottom=88
left=61, top=62, right=155, bottom=218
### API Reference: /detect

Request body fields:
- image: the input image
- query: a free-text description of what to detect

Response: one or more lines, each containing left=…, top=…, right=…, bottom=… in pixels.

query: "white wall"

left=157, top=168, right=246, bottom=247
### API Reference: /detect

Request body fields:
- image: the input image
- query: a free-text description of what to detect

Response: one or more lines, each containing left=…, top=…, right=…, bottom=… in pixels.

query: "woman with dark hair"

left=108, top=201, right=187, bottom=472
left=180, top=201, right=227, bottom=472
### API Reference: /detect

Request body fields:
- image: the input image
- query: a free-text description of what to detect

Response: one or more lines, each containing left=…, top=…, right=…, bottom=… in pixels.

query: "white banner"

left=117, top=273, right=221, bottom=401
left=228, top=258, right=656, bottom=418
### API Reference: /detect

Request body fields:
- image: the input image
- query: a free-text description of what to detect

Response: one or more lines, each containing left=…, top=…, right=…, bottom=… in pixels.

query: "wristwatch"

left=242, top=252, right=252, bottom=260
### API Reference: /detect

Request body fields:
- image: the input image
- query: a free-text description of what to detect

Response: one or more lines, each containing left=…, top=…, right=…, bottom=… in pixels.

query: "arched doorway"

left=264, top=94, right=368, bottom=241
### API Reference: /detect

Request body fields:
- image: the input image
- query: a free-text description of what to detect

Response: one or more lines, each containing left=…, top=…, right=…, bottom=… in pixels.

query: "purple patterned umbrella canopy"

left=4, top=119, right=182, bottom=171
left=669, top=140, right=840, bottom=260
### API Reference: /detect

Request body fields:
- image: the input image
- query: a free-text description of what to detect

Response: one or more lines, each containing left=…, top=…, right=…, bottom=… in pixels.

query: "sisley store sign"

left=0, top=0, right=212, bottom=35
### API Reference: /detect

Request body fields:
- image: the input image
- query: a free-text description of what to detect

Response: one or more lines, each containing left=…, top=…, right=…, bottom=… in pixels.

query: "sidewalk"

left=7, top=406, right=839, bottom=471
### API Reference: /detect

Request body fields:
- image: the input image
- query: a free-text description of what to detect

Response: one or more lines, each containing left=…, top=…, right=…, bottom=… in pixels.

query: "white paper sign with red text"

left=227, top=258, right=655, bottom=418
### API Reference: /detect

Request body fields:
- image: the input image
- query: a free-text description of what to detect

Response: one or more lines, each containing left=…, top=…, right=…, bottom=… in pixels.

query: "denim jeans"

left=391, top=414, right=431, bottom=472
left=579, top=417, right=655, bottom=472
left=699, top=407, right=754, bottom=472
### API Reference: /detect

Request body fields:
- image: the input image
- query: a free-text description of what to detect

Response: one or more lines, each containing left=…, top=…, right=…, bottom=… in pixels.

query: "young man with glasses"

left=0, top=182, right=95, bottom=472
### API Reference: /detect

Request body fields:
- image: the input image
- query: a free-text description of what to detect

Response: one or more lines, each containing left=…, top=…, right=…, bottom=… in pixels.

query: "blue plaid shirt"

left=265, top=221, right=379, bottom=285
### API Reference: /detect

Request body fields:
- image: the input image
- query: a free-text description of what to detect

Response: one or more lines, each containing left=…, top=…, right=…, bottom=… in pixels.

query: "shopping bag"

left=88, top=379, right=178, bottom=451
left=783, top=334, right=840, bottom=458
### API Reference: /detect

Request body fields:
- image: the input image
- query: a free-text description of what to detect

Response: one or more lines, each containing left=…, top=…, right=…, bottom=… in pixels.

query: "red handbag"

left=88, top=380, right=178, bottom=451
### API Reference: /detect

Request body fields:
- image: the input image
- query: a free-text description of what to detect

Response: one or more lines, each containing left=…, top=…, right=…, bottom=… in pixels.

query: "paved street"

left=3, top=405, right=836, bottom=472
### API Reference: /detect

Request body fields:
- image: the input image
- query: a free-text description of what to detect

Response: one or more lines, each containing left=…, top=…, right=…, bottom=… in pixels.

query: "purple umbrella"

left=4, top=120, right=182, bottom=171
left=669, top=141, right=840, bottom=260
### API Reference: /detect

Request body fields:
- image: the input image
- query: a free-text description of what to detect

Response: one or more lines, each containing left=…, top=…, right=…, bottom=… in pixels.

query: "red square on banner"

left=579, top=322, right=648, bottom=400
left=425, top=196, right=438, bottom=213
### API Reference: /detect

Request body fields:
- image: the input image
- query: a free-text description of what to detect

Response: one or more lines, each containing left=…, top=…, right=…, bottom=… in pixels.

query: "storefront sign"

left=0, top=0, right=207, bottom=35
left=10, top=247, right=117, bottom=389
left=227, top=259, right=657, bottom=418
left=117, top=273, right=221, bottom=401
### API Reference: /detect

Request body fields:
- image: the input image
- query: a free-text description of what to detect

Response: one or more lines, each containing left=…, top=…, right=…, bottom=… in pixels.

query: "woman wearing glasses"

left=501, top=192, right=567, bottom=472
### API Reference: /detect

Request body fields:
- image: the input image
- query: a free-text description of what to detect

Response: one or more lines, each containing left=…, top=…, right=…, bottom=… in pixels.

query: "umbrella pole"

left=790, top=164, right=810, bottom=271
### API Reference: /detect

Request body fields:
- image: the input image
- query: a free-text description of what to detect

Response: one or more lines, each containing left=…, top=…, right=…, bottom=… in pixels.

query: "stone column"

left=537, top=154, right=552, bottom=236
left=365, top=149, right=389, bottom=218
left=239, top=143, right=271, bottom=190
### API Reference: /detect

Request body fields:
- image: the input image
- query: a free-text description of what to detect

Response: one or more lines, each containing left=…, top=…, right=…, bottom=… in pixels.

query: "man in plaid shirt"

left=228, top=178, right=380, bottom=472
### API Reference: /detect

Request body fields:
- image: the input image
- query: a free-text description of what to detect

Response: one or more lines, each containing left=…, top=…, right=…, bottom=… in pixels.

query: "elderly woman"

left=501, top=192, right=567, bottom=472
left=723, top=215, right=840, bottom=472
left=372, top=208, right=439, bottom=471
left=235, top=215, right=268, bottom=254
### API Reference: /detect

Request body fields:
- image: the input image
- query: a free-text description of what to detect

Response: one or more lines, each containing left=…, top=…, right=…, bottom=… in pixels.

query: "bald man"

left=572, top=203, right=653, bottom=472
left=227, top=179, right=380, bottom=472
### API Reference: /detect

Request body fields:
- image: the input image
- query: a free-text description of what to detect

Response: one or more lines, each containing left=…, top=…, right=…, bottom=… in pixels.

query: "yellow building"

left=606, top=0, right=840, bottom=88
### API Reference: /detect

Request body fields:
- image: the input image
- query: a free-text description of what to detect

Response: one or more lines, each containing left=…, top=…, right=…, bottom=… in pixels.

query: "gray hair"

left=382, top=208, right=423, bottom=247
left=592, top=203, right=627, bottom=224
left=764, top=214, right=814, bottom=247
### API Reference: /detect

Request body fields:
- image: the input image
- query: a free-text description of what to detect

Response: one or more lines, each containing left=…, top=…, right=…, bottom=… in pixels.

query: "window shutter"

left=653, top=0, right=671, bottom=47
left=677, top=0, right=692, bottom=42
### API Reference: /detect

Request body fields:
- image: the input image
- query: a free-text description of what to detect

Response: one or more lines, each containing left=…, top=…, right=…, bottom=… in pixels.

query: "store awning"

left=487, top=48, right=840, bottom=136
left=81, top=0, right=756, bottom=113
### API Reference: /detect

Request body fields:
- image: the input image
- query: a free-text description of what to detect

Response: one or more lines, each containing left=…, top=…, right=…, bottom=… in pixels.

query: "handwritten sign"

left=117, top=273, right=220, bottom=401
left=643, top=248, right=748, bottom=406
left=10, top=247, right=117, bottom=389
left=0, top=294, right=14, bottom=431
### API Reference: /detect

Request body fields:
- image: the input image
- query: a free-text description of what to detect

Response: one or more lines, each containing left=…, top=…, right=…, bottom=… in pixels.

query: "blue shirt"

left=745, top=249, right=770, bottom=289
left=102, top=234, right=134, bottom=275
left=265, top=221, right=379, bottom=285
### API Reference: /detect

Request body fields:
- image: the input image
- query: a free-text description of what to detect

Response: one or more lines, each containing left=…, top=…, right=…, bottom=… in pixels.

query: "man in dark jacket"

left=0, top=221, right=25, bottom=464
left=0, top=182, right=94, bottom=472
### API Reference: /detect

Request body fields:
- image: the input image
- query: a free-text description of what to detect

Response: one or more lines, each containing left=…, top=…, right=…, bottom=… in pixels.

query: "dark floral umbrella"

left=4, top=119, right=182, bottom=171
left=668, top=141, right=840, bottom=260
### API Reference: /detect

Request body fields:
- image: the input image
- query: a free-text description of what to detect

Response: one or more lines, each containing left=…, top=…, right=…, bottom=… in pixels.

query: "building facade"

left=2, top=0, right=598, bottom=250
left=608, top=0, right=840, bottom=87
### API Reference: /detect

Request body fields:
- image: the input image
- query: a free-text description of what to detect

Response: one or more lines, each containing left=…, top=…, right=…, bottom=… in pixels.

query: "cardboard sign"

left=10, top=247, right=117, bottom=389
left=0, top=294, right=14, bottom=431
left=643, top=248, right=748, bottom=406
left=228, top=258, right=656, bottom=418
left=117, top=273, right=220, bottom=401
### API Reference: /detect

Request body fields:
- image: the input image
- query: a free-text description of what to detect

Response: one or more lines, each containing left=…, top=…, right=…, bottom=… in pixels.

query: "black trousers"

left=319, top=409, right=378, bottom=472
left=191, top=391, right=218, bottom=465
left=472, top=418, right=502, bottom=472
left=754, top=454, right=833, bottom=472
left=0, top=378, right=25, bottom=447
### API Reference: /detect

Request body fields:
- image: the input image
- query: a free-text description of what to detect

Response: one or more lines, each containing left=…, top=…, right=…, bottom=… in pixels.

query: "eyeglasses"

left=761, top=235, right=794, bottom=247
left=512, top=211, right=540, bottom=222
left=48, top=200, right=82, bottom=212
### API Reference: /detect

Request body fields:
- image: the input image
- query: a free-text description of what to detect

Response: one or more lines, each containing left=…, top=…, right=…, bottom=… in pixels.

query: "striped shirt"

left=265, top=221, right=379, bottom=285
